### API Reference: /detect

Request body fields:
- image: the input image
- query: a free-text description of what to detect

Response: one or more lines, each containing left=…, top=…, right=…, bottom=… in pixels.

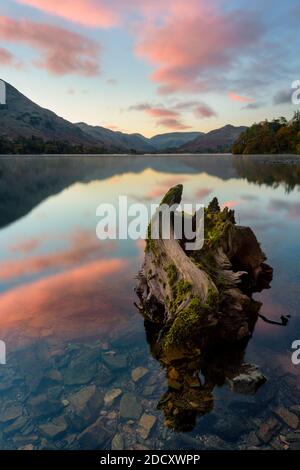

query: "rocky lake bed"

left=0, top=338, right=299, bottom=450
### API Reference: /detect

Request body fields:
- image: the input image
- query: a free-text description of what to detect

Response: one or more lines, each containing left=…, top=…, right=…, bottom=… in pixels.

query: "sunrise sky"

left=0, top=0, right=299, bottom=136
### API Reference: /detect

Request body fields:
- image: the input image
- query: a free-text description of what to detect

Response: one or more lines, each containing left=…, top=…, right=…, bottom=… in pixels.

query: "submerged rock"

left=77, top=417, right=112, bottom=449
left=258, top=417, right=281, bottom=443
left=0, top=404, right=22, bottom=423
left=138, top=413, right=157, bottom=439
left=64, top=357, right=97, bottom=386
left=120, top=393, right=142, bottom=420
left=131, top=367, right=149, bottom=383
left=274, top=407, right=299, bottom=429
left=104, top=388, right=122, bottom=406
left=3, top=416, right=29, bottom=437
left=39, top=416, right=68, bottom=440
left=102, top=354, right=127, bottom=370
left=111, top=433, right=124, bottom=450
left=226, top=364, right=266, bottom=395
left=68, top=385, right=103, bottom=430
left=27, top=393, right=64, bottom=419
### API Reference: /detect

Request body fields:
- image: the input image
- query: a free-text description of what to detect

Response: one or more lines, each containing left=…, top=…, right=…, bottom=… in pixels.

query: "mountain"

left=149, top=132, right=203, bottom=151
left=0, top=80, right=247, bottom=154
left=178, top=125, right=248, bottom=153
left=77, top=124, right=204, bottom=153
left=76, top=122, right=156, bottom=153
left=0, top=80, right=105, bottom=148
left=0, top=80, right=202, bottom=153
left=77, top=124, right=203, bottom=152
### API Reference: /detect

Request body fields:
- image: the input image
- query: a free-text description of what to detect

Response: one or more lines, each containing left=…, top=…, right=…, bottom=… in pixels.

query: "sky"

left=0, top=0, right=299, bottom=137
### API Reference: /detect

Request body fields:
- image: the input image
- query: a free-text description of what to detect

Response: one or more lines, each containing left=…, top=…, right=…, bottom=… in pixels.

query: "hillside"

left=232, top=113, right=300, bottom=154
left=0, top=80, right=249, bottom=154
left=0, top=81, right=105, bottom=148
left=149, top=131, right=203, bottom=150
left=178, top=125, right=247, bottom=153
left=0, top=80, right=203, bottom=154
left=76, top=122, right=156, bottom=153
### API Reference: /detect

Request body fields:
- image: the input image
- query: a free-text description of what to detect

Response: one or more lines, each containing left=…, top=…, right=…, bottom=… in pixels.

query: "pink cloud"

left=146, top=176, right=187, bottom=200
left=221, top=200, right=243, bottom=209
left=135, top=1, right=262, bottom=93
left=9, top=237, right=41, bottom=254
left=13, top=1, right=264, bottom=93
left=1, top=230, right=113, bottom=281
left=0, top=47, right=15, bottom=65
left=0, top=16, right=100, bottom=76
left=194, top=103, right=217, bottom=118
left=157, top=118, right=191, bottom=130
left=228, top=92, right=254, bottom=103
left=146, top=187, right=168, bottom=199
left=195, top=188, right=213, bottom=200
left=130, top=103, right=190, bottom=130
left=145, top=107, right=178, bottom=118
left=16, top=0, right=118, bottom=28
left=0, top=258, right=135, bottom=347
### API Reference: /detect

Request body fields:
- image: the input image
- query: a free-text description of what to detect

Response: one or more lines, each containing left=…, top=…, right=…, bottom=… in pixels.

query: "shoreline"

left=0, top=153, right=300, bottom=158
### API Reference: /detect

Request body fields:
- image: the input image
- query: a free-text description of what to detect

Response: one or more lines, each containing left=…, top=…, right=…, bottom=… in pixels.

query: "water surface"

left=0, top=155, right=299, bottom=450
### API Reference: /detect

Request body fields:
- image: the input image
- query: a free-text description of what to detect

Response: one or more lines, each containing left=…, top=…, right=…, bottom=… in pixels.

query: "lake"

left=0, top=154, right=299, bottom=450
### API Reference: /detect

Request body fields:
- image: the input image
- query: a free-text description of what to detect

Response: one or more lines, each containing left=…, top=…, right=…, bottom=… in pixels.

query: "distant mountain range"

left=178, top=125, right=248, bottom=153
left=0, top=80, right=247, bottom=154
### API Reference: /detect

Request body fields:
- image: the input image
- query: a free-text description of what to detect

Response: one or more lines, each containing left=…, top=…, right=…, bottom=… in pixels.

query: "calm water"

left=0, top=154, right=300, bottom=450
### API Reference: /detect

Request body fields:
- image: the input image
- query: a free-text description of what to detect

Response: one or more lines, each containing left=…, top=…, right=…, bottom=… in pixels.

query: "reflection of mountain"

left=2, top=155, right=300, bottom=229
left=233, top=156, right=300, bottom=192
left=0, top=155, right=235, bottom=228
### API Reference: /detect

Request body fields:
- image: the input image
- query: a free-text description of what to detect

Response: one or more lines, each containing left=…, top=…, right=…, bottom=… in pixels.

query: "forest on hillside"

left=232, top=112, right=300, bottom=154
left=0, top=135, right=108, bottom=155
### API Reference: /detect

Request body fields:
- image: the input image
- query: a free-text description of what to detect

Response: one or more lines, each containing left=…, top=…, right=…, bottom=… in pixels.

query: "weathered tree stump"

left=135, top=185, right=273, bottom=430
left=136, top=184, right=272, bottom=359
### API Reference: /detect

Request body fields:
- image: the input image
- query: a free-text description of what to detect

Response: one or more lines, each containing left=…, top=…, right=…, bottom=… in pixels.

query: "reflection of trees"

left=143, top=313, right=261, bottom=433
left=233, top=156, right=300, bottom=193
left=0, top=156, right=234, bottom=229
left=2, top=154, right=299, bottom=229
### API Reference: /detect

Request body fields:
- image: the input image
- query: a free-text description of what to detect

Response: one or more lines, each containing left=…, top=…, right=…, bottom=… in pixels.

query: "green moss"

left=145, top=222, right=157, bottom=254
left=162, top=286, right=219, bottom=349
left=175, top=280, right=192, bottom=299
left=163, top=296, right=204, bottom=348
left=168, top=279, right=192, bottom=315
left=204, top=288, right=219, bottom=309
left=201, top=199, right=236, bottom=248
left=166, top=263, right=178, bottom=286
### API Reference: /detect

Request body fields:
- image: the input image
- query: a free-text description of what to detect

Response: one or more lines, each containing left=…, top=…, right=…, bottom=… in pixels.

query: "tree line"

left=0, top=135, right=109, bottom=155
left=232, top=111, right=300, bottom=154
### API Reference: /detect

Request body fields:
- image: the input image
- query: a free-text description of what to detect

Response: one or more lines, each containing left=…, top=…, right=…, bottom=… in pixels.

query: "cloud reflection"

left=0, top=258, right=135, bottom=348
